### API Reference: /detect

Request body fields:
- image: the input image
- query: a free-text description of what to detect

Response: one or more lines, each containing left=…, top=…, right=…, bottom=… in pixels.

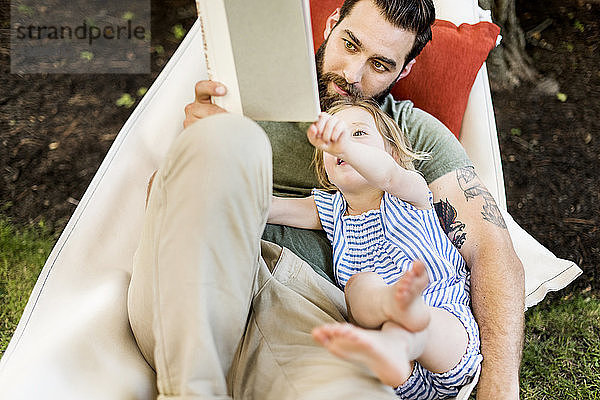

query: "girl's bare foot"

left=312, top=323, right=413, bottom=388
left=382, top=260, right=430, bottom=332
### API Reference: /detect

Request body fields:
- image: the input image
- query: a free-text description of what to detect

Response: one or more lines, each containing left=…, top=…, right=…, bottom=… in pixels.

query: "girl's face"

left=323, top=106, right=387, bottom=192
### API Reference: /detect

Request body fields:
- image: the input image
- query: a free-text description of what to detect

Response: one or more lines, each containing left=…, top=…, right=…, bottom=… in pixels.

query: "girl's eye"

left=352, top=130, right=367, bottom=137
left=343, top=39, right=356, bottom=51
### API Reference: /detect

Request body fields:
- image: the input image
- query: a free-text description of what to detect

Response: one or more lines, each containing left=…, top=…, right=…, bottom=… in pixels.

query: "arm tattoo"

left=434, top=199, right=467, bottom=249
left=456, top=167, right=507, bottom=229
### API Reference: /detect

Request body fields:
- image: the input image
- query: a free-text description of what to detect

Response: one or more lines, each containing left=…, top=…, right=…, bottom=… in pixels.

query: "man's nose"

left=342, top=62, right=364, bottom=86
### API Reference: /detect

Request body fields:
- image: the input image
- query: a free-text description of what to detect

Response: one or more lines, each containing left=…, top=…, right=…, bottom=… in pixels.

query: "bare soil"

left=1, top=0, right=598, bottom=293
left=493, top=0, right=599, bottom=294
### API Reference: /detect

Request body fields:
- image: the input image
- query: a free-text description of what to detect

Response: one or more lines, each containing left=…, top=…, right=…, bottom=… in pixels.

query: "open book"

left=196, top=0, right=321, bottom=122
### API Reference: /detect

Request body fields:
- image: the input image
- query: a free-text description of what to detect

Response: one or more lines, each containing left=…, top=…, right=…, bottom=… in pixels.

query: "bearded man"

left=128, top=0, right=525, bottom=398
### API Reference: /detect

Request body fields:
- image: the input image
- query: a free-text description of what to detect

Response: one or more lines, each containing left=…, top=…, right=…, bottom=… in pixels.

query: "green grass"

left=0, top=219, right=54, bottom=356
left=521, top=293, right=600, bottom=398
left=0, top=218, right=599, bottom=398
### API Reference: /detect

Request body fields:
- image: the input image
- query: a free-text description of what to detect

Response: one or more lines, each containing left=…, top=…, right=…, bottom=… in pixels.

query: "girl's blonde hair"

left=313, top=98, right=430, bottom=191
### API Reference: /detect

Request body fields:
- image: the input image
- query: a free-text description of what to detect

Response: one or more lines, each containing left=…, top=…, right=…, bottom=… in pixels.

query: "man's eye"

left=372, top=60, right=387, bottom=72
left=343, top=39, right=356, bottom=51
left=352, top=130, right=367, bottom=136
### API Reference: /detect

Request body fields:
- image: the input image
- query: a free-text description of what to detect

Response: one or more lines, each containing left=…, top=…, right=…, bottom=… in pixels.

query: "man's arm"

left=429, top=166, right=525, bottom=400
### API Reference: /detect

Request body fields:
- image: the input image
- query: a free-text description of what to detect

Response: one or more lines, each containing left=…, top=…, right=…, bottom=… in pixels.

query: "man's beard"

left=315, top=39, right=397, bottom=111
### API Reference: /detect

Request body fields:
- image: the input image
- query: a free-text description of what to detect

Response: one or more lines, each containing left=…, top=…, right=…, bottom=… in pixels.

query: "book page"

left=196, top=0, right=243, bottom=115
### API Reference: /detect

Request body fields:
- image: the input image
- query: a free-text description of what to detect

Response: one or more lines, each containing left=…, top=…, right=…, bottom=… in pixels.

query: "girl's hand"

left=307, top=112, right=350, bottom=157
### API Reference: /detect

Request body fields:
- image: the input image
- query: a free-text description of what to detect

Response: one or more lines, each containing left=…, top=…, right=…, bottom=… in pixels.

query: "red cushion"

left=309, top=1, right=500, bottom=137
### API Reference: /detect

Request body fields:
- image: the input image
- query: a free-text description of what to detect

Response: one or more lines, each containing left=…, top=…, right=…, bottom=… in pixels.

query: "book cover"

left=196, top=0, right=321, bottom=122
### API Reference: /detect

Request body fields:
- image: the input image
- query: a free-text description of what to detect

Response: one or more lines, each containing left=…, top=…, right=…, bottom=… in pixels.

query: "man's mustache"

left=320, top=72, right=363, bottom=98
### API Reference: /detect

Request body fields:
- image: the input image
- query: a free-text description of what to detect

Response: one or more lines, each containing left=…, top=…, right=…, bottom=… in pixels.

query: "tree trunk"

left=479, top=0, right=539, bottom=90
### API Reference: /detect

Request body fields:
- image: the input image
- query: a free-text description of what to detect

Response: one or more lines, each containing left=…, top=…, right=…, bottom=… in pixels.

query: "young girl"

left=268, top=99, right=482, bottom=399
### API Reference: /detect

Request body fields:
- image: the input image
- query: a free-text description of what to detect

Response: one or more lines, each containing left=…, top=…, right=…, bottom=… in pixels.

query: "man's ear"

left=398, top=59, right=416, bottom=80
left=324, top=8, right=341, bottom=39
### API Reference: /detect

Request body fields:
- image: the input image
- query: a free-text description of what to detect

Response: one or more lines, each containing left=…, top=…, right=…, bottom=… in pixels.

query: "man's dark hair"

left=338, top=0, right=435, bottom=67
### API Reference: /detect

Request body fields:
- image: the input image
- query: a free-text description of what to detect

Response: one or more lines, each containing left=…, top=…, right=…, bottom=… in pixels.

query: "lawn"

left=521, top=293, right=600, bottom=398
left=0, top=219, right=55, bottom=353
left=0, top=218, right=598, bottom=398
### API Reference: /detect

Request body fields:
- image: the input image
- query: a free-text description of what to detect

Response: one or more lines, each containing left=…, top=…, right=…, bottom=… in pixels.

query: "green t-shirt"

left=259, top=95, right=473, bottom=283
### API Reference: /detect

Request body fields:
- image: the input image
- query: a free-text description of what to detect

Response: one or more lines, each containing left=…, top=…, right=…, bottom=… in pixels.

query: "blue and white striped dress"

left=312, top=189, right=482, bottom=400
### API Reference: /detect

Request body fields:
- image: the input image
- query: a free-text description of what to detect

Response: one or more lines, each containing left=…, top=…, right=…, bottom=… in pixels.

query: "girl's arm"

left=307, top=113, right=430, bottom=209
left=343, top=143, right=430, bottom=209
left=268, top=195, right=323, bottom=230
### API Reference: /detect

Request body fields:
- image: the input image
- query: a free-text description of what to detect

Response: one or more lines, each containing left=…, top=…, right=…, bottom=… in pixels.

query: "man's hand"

left=307, top=112, right=351, bottom=158
left=183, top=80, right=228, bottom=129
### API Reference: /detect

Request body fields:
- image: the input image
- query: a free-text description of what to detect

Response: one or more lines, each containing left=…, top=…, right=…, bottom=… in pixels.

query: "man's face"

left=316, top=0, right=417, bottom=109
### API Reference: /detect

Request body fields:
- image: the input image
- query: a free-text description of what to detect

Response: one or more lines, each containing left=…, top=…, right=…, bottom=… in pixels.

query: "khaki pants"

left=127, top=113, right=396, bottom=399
